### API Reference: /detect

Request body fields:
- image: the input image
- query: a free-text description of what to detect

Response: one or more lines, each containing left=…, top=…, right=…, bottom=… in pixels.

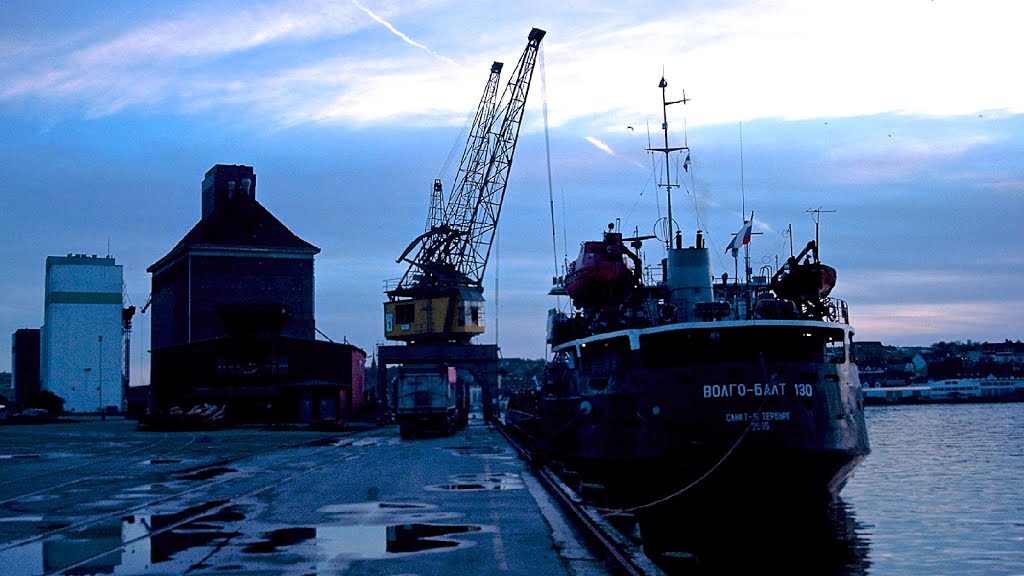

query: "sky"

left=2, top=0, right=1022, bottom=381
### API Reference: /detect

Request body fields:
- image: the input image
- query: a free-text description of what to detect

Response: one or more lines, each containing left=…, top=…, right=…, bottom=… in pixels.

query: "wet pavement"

left=0, top=417, right=612, bottom=575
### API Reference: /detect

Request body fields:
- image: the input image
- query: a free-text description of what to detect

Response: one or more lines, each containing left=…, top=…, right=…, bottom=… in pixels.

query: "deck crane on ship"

left=377, top=28, right=545, bottom=432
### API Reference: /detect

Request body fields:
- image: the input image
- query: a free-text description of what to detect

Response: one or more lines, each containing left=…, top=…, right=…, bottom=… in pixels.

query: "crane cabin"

left=384, top=287, right=485, bottom=343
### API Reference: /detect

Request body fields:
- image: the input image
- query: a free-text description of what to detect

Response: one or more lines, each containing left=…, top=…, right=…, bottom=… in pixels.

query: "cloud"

left=853, top=301, right=1024, bottom=346
left=827, top=133, right=995, bottom=185
left=0, top=1, right=367, bottom=114
left=4, top=1, right=1023, bottom=129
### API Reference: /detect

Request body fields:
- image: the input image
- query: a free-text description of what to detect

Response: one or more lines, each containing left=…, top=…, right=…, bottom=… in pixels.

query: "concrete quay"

left=0, top=417, right=615, bottom=575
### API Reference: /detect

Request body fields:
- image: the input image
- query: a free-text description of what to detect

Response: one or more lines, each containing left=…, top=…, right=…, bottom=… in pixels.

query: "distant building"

left=11, top=328, right=41, bottom=403
left=0, top=372, right=12, bottom=403
left=146, top=164, right=365, bottom=424
left=40, top=254, right=123, bottom=413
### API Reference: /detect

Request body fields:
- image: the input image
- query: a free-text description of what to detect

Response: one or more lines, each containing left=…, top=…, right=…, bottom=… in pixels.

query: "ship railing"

left=642, top=264, right=662, bottom=286
left=382, top=277, right=405, bottom=293
left=826, top=297, right=850, bottom=324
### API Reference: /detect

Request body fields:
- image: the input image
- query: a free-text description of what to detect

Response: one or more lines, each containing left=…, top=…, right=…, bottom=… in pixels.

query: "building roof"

left=176, top=195, right=318, bottom=252
left=149, top=177, right=319, bottom=273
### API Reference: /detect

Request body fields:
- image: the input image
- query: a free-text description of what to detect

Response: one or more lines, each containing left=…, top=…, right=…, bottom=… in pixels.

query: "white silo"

left=40, top=254, right=123, bottom=414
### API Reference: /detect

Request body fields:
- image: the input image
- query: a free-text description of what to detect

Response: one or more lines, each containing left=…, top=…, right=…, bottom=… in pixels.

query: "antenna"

left=648, top=76, right=689, bottom=251
left=739, top=122, right=745, bottom=217
left=806, top=207, right=836, bottom=257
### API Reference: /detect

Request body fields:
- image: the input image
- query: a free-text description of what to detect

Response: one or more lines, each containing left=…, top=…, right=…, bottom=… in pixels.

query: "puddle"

left=17, top=494, right=60, bottom=503
left=305, top=436, right=401, bottom=449
left=427, top=473, right=524, bottom=491
left=317, top=501, right=461, bottom=524
left=243, top=523, right=483, bottom=559
left=124, top=484, right=170, bottom=493
left=446, top=445, right=513, bottom=459
left=1, top=498, right=485, bottom=574
left=353, top=437, right=401, bottom=447
left=387, top=523, right=482, bottom=553
left=3, top=500, right=240, bottom=576
left=243, top=526, right=316, bottom=553
left=193, top=505, right=247, bottom=524
left=125, top=513, right=241, bottom=565
left=84, top=499, right=128, bottom=509
left=174, top=466, right=236, bottom=481
left=305, top=437, right=346, bottom=447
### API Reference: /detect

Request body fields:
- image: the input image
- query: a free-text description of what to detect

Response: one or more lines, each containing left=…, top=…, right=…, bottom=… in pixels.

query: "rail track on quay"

left=496, top=422, right=668, bottom=576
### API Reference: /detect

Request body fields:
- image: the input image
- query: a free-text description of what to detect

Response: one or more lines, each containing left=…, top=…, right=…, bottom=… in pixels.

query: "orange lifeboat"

left=564, top=232, right=633, bottom=307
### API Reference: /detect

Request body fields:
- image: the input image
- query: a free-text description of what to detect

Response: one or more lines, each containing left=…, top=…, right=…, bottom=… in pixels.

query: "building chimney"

left=201, top=164, right=257, bottom=219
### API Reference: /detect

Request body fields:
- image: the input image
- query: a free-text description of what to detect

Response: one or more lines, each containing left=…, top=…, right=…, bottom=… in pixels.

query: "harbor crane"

left=384, top=27, right=545, bottom=343
left=378, top=28, right=545, bottom=428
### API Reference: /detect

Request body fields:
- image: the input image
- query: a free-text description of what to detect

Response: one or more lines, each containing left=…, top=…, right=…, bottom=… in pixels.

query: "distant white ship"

left=864, top=376, right=1024, bottom=404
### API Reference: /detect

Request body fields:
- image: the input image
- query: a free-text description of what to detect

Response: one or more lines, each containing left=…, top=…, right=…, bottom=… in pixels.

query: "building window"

left=396, top=303, right=415, bottom=325
left=457, top=302, right=484, bottom=328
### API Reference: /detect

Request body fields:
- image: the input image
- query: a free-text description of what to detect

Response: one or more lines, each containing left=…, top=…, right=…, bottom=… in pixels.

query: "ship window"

left=395, top=303, right=415, bottom=324
left=579, top=337, right=629, bottom=374
left=826, top=337, right=846, bottom=363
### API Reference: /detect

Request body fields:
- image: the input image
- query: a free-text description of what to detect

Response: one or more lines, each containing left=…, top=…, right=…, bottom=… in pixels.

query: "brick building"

left=144, top=164, right=364, bottom=424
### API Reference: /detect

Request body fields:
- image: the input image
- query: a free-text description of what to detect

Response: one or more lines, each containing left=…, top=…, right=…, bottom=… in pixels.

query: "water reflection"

left=243, top=523, right=483, bottom=558
left=427, top=472, right=525, bottom=491
left=639, top=499, right=871, bottom=576
left=3, top=501, right=483, bottom=575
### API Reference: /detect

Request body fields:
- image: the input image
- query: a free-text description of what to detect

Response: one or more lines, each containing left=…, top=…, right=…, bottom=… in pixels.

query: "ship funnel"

left=665, top=245, right=713, bottom=320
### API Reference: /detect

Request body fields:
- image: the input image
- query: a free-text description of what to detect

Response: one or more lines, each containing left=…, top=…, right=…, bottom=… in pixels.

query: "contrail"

left=351, top=0, right=460, bottom=67
left=585, top=136, right=645, bottom=169
left=585, top=136, right=615, bottom=156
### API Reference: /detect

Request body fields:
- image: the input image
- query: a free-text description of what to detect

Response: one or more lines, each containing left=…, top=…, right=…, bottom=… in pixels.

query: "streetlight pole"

left=98, top=335, right=104, bottom=420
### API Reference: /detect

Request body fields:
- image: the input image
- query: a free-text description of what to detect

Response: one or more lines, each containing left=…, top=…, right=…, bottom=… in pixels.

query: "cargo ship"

left=505, top=77, right=870, bottom=544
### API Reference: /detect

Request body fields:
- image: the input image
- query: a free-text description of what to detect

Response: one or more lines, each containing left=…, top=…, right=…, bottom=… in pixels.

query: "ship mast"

left=806, top=206, right=835, bottom=260
left=648, top=76, right=689, bottom=251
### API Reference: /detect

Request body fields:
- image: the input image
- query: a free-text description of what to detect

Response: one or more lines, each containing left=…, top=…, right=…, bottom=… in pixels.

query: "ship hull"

left=509, top=321, right=871, bottom=513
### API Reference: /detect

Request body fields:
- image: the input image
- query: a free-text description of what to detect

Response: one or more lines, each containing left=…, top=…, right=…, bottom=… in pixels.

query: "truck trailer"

left=395, top=365, right=468, bottom=438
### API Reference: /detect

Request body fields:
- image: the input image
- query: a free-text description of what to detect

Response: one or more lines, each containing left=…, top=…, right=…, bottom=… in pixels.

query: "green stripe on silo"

left=45, top=292, right=122, bottom=305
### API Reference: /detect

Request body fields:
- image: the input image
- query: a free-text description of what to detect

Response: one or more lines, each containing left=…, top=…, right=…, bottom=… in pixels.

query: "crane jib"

left=395, top=28, right=545, bottom=293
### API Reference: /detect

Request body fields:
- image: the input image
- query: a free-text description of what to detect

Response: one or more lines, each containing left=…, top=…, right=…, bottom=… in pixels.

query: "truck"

left=395, top=365, right=468, bottom=438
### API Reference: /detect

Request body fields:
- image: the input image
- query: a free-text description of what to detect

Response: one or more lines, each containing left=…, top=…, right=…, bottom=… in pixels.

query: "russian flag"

left=726, top=219, right=753, bottom=256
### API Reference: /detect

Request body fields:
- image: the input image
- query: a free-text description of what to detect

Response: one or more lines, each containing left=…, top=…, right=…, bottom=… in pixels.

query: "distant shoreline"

left=864, top=396, right=1024, bottom=407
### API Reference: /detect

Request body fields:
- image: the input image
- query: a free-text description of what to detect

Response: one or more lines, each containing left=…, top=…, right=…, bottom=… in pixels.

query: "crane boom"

left=395, top=61, right=505, bottom=289
left=396, top=28, right=544, bottom=291
left=449, top=27, right=544, bottom=285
